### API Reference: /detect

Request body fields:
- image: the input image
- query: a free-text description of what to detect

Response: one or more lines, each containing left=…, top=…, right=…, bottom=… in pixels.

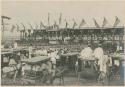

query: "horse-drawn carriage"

left=21, top=55, right=66, bottom=85
left=1, top=51, right=13, bottom=68
left=21, top=56, right=51, bottom=85
left=1, top=50, right=22, bottom=82
left=60, top=52, right=79, bottom=71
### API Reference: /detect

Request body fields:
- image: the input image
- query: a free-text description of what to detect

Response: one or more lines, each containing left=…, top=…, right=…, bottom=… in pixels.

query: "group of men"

left=80, top=43, right=112, bottom=74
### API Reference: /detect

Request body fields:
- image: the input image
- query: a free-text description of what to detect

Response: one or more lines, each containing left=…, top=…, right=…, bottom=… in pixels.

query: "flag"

left=40, top=21, right=46, bottom=29
left=59, top=13, right=62, bottom=24
left=11, top=25, right=16, bottom=32
left=79, top=19, right=86, bottom=28
left=93, top=18, right=100, bottom=28
left=54, top=20, right=57, bottom=28
left=102, top=17, right=108, bottom=27
left=29, top=23, right=34, bottom=30
left=65, top=19, right=68, bottom=28
left=72, top=19, right=77, bottom=29
left=53, top=20, right=59, bottom=29
left=1, top=16, right=11, bottom=20
left=16, top=24, right=20, bottom=32
left=113, top=16, right=120, bottom=27
left=48, top=13, right=50, bottom=25
left=35, top=23, right=38, bottom=29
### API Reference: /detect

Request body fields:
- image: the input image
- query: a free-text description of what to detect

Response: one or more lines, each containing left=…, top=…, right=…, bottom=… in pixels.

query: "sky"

left=1, top=0, right=125, bottom=39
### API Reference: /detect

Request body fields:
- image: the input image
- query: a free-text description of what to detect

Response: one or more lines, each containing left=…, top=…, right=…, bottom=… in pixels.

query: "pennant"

left=21, top=23, right=26, bottom=32
left=102, top=17, right=108, bottom=27
left=16, top=24, right=20, bottom=32
left=53, top=20, right=59, bottom=29
left=93, top=18, right=100, bottom=28
left=35, top=23, right=38, bottom=29
left=113, top=16, right=120, bottom=27
left=11, top=25, right=16, bottom=32
left=65, top=19, right=68, bottom=28
left=79, top=19, right=86, bottom=28
left=40, top=21, right=46, bottom=29
left=54, top=20, right=57, bottom=27
left=29, top=23, right=34, bottom=30
left=72, top=19, right=77, bottom=29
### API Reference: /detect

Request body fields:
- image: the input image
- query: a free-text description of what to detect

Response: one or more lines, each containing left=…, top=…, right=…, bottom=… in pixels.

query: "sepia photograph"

left=1, top=0, right=125, bottom=86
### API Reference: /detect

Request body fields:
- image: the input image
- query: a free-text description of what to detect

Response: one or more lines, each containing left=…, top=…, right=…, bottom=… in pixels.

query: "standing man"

left=93, top=44, right=106, bottom=71
left=93, top=43, right=104, bottom=62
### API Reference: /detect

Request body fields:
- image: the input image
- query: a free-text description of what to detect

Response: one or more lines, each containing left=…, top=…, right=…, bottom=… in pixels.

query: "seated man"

left=80, top=44, right=93, bottom=59
left=50, top=50, right=57, bottom=69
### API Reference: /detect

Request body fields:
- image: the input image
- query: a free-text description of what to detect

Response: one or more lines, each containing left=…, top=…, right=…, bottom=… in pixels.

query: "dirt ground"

left=1, top=71, right=124, bottom=86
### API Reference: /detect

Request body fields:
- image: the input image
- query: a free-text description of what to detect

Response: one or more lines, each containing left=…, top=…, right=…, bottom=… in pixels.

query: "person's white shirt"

left=1, top=45, right=4, bottom=49
left=42, top=49, right=48, bottom=55
left=50, top=51, right=57, bottom=64
left=56, top=55, right=60, bottom=59
left=9, top=59, right=17, bottom=66
left=117, top=45, right=120, bottom=51
left=29, top=46, right=33, bottom=58
left=14, top=42, right=18, bottom=48
left=93, top=47, right=104, bottom=60
left=80, top=47, right=93, bottom=59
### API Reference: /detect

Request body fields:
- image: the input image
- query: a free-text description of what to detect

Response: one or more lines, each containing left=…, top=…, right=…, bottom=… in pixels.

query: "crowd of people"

left=1, top=40, right=124, bottom=85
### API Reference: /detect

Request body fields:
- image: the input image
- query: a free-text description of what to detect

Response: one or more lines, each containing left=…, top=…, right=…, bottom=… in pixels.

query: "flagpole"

left=48, top=13, right=50, bottom=27
left=1, top=17, right=5, bottom=42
